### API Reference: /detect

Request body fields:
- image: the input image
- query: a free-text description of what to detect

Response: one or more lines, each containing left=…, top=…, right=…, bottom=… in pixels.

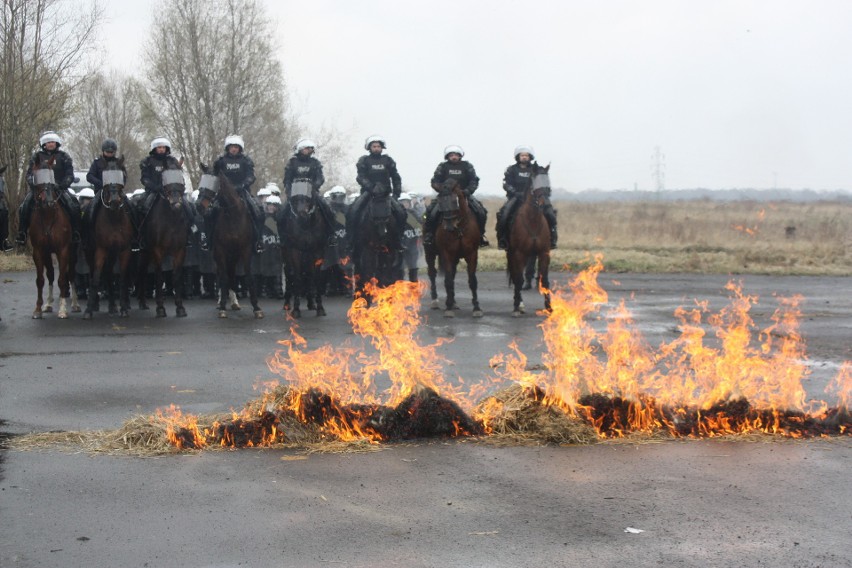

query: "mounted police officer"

left=346, top=135, right=407, bottom=245
left=282, top=138, right=337, bottom=245
left=496, top=145, right=557, bottom=250
left=16, top=131, right=81, bottom=245
left=422, top=145, right=489, bottom=248
left=85, top=138, right=139, bottom=250
left=137, top=137, right=203, bottom=249
left=206, top=134, right=265, bottom=254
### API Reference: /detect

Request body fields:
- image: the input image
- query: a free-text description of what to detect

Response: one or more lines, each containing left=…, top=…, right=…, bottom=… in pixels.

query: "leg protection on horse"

left=468, top=196, right=490, bottom=247
left=544, top=205, right=558, bottom=249
left=16, top=191, right=35, bottom=243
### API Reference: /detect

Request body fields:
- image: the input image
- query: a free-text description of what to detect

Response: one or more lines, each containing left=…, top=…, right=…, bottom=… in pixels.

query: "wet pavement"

left=1, top=270, right=850, bottom=567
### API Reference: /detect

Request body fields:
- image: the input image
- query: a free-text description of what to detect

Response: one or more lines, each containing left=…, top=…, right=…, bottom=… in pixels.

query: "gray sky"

left=102, top=0, right=852, bottom=195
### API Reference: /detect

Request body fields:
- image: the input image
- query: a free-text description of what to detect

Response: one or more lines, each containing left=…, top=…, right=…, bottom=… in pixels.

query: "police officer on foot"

left=16, top=131, right=81, bottom=245
left=496, top=145, right=557, bottom=250
left=210, top=134, right=265, bottom=254
left=422, top=145, right=489, bottom=248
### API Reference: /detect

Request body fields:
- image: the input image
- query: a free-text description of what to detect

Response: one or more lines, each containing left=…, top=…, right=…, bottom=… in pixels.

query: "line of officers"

left=3, top=131, right=557, bottom=255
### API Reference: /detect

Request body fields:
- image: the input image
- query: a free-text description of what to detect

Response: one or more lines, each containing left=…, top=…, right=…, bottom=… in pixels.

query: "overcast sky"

left=101, top=1, right=852, bottom=195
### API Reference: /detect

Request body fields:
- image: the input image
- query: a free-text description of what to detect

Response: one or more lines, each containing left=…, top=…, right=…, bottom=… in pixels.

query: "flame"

left=731, top=208, right=766, bottom=237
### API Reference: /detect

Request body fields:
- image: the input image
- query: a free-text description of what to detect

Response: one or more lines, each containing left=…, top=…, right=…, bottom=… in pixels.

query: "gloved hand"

left=442, top=179, right=455, bottom=192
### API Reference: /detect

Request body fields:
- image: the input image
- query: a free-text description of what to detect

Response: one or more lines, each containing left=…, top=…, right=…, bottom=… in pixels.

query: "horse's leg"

left=118, top=249, right=131, bottom=317
left=245, top=251, right=263, bottom=318
left=509, top=250, right=526, bottom=317
left=173, top=248, right=187, bottom=317
left=467, top=251, right=482, bottom=317
left=105, top=253, right=119, bottom=316
left=32, top=253, right=44, bottom=319
left=443, top=255, right=457, bottom=317
left=290, top=254, right=302, bottom=319
left=216, top=259, right=228, bottom=317
left=84, top=247, right=105, bottom=319
left=137, top=251, right=149, bottom=310
left=44, top=259, right=55, bottom=313
left=153, top=252, right=166, bottom=317
left=58, top=249, right=72, bottom=319
left=538, top=251, right=551, bottom=312
left=426, top=248, right=440, bottom=310
left=313, top=262, right=326, bottom=317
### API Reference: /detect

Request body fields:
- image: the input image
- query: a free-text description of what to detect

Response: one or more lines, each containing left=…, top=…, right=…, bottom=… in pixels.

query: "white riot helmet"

left=325, top=185, right=346, bottom=197
left=132, top=188, right=146, bottom=197
left=190, top=189, right=199, bottom=202
left=267, top=183, right=281, bottom=195
left=513, top=145, right=535, bottom=161
left=398, top=192, right=412, bottom=201
left=294, top=138, right=316, bottom=154
left=150, top=137, right=171, bottom=153
left=257, top=187, right=272, bottom=198
left=364, top=135, right=386, bottom=151
left=77, top=187, right=95, bottom=199
left=265, top=195, right=282, bottom=205
left=443, top=145, right=464, bottom=159
left=39, top=131, right=62, bottom=149
left=224, top=134, right=244, bottom=152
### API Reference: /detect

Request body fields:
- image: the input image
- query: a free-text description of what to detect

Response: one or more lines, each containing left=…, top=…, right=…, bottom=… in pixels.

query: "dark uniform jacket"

left=27, top=150, right=74, bottom=189
left=140, top=154, right=182, bottom=192
left=87, top=156, right=128, bottom=190
left=213, top=153, right=256, bottom=192
left=283, top=155, right=324, bottom=197
left=356, top=154, right=402, bottom=197
left=430, top=160, right=479, bottom=194
left=502, top=163, right=537, bottom=198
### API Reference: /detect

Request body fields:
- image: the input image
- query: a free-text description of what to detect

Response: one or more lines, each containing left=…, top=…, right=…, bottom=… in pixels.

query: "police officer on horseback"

left=208, top=134, right=265, bottom=254
left=16, top=131, right=81, bottom=246
left=422, top=145, right=489, bottom=248
left=346, top=135, right=407, bottom=247
left=496, top=145, right=557, bottom=250
left=85, top=138, right=140, bottom=250
left=137, top=137, right=203, bottom=249
left=282, top=138, right=338, bottom=245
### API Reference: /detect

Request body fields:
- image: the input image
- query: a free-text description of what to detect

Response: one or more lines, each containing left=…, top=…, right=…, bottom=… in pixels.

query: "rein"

left=100, top=186, right=126, bottom=210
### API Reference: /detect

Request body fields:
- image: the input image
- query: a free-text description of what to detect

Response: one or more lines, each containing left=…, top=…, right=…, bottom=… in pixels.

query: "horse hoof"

left=231, top=304, right=241, bottom=311
left=32, top=311, right=43, bottom=319
left=58, top=311, right=68, bottom=319
left=156, top=307, right=167, bottom=317
left=430, top=300, right=440, bottom=310
left=473, top=309, right=484, bottom=318
left=444, top=310, right=455, bottom=318
left=72, top=305, right=82, bottom=313
left=83, top=311, right=93, bottom=320
left=218, top=310, right=228, bottom=318
left=254, top=310, right=264, bottom=319
left=512, top=310, right=523, bottom=318
left=43, top=306, right=53, bottom=313
left=316, top=308, right=326, bottom=317
left=176, top=307, right=187, bottom=318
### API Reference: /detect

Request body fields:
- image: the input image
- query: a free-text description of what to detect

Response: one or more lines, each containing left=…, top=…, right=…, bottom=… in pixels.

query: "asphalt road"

left=1, top=269, right=850, bottom=568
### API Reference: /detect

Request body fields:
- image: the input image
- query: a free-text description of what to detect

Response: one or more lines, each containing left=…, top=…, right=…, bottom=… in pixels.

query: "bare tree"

left=64, top=70, right=150, bottom=183
left=0, top=0, right=101, bottom=220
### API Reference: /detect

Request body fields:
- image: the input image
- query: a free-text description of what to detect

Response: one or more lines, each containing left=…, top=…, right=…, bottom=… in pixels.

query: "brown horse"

left=425, top=179, right=483, bottom=317
left=278, top=180, right=330, bottom=318
left=197, top=168, right=262, bottom=319
left=137, top=166, right=189, bottom=317
left=28, top=155, right=77, bottom=319
left=83, top=156, right=133, bottom=319
left=507, top=163, right=551, bottom=316
left=349, top=183, right=404, bottom=301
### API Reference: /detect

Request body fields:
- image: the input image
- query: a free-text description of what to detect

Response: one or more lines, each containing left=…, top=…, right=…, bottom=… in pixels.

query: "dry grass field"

left=477, top=197, right=852, bottom=275
left=2, top=199, right=849, bottom=275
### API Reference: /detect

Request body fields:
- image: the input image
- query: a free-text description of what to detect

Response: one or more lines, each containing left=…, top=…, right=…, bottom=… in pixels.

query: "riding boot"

left=16, top=192, right=34, bottom=244
left=59, top=191, right=82, bottom=243
left=479, top=220, right=490, bottom=248
left=318, top=200, right=339, bottom=247
left=245, top=194, right=265, bottom=254
left=182, top=199, right=199, bottom=246
left=121, top=194, right=141, bottom=252
left=408, top=268, right=419, bottom=283
left=136, top=193, right=156, bottom=250
left=544, top=206, right=558, bottom=250
left=422, top=201, right=438, bottom=247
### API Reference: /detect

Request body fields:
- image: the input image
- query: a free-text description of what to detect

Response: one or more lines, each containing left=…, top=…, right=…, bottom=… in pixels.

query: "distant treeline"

left=551, top=188, right=852, bottom=203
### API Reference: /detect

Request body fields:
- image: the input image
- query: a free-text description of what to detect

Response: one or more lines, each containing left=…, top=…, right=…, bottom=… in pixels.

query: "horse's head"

left=161, top=168, right=186, bottom=210
left=436, top=178, right=462, bottom=231
left=527, top=164, right=551, bottom=209
left=195, top=167, right=220, bottom=212
left=32, top=155, right=59, bottom=208
left=101, top=155, right=127, bottom=208
left=289, top=180, right=315, bottom=219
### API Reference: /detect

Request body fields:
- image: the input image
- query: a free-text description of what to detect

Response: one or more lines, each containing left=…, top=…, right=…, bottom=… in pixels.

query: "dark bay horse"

left=507, top=164, right=552, bottom=316
left=425, top=179, right=482, bottom=317
left=278, top=180, right=330, bottom=318
left=137, top=166, right=189, bottom=317
left=350, top=183, right=403, bottom=300
left=197, top=168, right=262, bottom=319
left=28, top=155, right=77, bottom=319
left=84, top=157, right=133, bottom=319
